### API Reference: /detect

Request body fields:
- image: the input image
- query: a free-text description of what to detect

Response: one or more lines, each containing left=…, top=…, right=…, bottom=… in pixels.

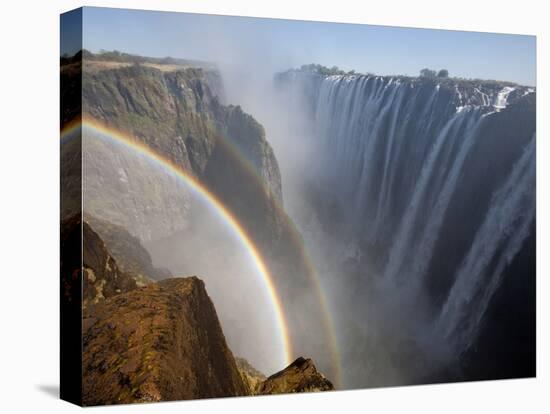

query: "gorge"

left=62, top=50, right=536, bottom=396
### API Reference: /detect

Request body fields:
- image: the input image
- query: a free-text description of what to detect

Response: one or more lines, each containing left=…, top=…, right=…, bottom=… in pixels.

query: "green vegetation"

left=420, top=68, right=450, bottom=78
left=61, top=49, right=215, bottom=70
left=63, top=49, right=527, bottom=90
left=287, top=63, right=523, bottom=88
left=298, top=63, right=358, bottom=76
left=420, top=68, right=437, bottom=78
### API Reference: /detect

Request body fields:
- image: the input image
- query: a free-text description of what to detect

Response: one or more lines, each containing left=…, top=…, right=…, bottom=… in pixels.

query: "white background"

left=0, top=0, right=547, bottom=412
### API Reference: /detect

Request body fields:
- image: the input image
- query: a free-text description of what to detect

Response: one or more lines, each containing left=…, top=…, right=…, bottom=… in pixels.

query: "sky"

left=60, top=8, right=81, bottom=59
left=62, top=6, right=536, bottom=86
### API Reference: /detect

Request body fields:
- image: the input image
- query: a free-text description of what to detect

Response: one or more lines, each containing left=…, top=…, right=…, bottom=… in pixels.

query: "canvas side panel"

left=60, top=7, right=83, bottom=407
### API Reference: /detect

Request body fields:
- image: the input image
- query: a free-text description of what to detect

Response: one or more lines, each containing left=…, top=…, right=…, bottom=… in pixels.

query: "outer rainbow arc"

left=61, top=117, right=293, bottom=370
left=213, top=129, right=343, bottom=387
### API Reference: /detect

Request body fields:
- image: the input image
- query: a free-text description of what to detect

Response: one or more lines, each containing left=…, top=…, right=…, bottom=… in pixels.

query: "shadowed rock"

left=60, top=215, right=139, bottom=309
left=85, top=215, right=171, bottom=282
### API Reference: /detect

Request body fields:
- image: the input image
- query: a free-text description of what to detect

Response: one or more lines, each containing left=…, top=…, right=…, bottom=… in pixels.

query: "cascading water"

left=435, top=134, right=536, bottom=351
left=276, top=70, right=536, bottom=384
left=311, top=76, right=465, bottom=244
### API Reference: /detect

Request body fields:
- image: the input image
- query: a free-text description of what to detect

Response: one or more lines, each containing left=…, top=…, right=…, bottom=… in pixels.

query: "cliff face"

left=82, top=277, right=249, bottom=405
left=82, top=219, right=139, bottom=308
left=62, top=214, right=172, bottom=310
left=78, top=57, right=282, bottom=241
left=85, top=215, right=171, bottom=281
left=61, top=215, right=139, bottom=309
left=63, top=54, right=282, bottom=241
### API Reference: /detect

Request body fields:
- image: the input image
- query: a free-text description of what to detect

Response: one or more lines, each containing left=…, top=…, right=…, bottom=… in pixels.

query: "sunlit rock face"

left=235, top=357, right=267, bottom=394
left=74, top=56, right=282, bottom=242
left=82, top=276, right=250, bottom=405
left=276, top=69, right=536, bottom=385
left=258, top=357, right=334, bottom=394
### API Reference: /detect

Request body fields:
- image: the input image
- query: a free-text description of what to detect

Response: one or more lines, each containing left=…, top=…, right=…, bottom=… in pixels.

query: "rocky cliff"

left=62, top=214, right=172, bottom=310
left=74, top=52, right=282, bottom=241
left=85, top=215, right=171, bottom=281
left=82, top=219, right=139, bottom=308
left=77, top=222, right=333, bottom=404
left=82, top=277, right=249, bottom=405
left=61, top=215, right=139, bottom=309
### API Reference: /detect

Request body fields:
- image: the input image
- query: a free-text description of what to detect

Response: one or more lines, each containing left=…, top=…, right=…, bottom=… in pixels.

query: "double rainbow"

left=61, top=117, right=342, bottom=386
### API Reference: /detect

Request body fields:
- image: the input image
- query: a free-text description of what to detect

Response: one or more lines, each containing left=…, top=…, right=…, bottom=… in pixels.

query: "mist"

left=199, top=36, right=465, bottom=388
left=83, top=130, right=288, bottom=376
left=200, top=41, right=425, bottom=387
left=144, top=194, right=287, bottom=375
left=82, top=16, right=536, bottom=386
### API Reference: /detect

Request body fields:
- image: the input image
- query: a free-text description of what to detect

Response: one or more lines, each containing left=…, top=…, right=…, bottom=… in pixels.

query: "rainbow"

left=62, top=117, right=342, bottom=386
left=62, top=118, right=292, bottom=369
left=211, top=123, right=343, bottom=387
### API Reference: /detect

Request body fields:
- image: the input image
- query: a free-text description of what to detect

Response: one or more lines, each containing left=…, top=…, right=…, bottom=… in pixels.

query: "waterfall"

left=311, top=75, right=463, bottom=243
left=435, top=135, right=536, bottom=350
left=279, top=71, right=536, bottom=357
left=494, top=86, right=516, bottom=110
left=383, top=107, right=483, bottom=289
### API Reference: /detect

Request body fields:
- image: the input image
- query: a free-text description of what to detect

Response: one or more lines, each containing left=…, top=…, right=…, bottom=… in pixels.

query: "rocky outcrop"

left=61, top=215, right=139, bottom=309
left=236, top=357, right=267, bottom=395
left=82, top=219, right=139, bottom=308
left=66, top=217, right=335, bottom=404
left=64, top=215, right=175, bottom=310
left=258, top=357, right=334, bottom=395
left=85, top=215, right=171, bottom=282
left=82, top=277, right=249, bottom=405
left=237, top=356, right=335, bottom=396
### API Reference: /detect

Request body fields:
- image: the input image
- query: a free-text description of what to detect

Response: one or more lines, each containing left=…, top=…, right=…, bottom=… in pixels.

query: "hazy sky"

left=64, top=6, right=536, bottom=85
